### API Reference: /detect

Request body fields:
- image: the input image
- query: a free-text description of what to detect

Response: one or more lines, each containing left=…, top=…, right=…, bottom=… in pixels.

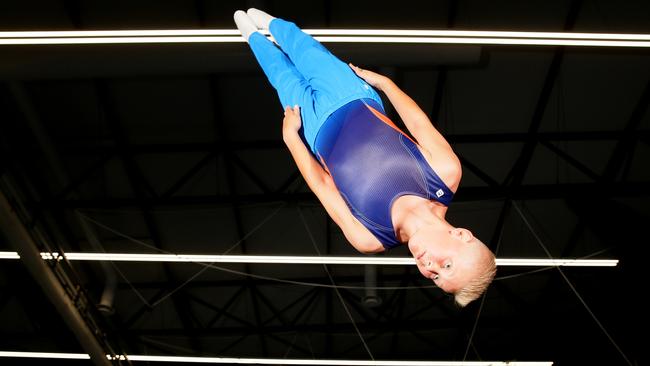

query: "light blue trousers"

left=248, top=19, right=383, bottom=153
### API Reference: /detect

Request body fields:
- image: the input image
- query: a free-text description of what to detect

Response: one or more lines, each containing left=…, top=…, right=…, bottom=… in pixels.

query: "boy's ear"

left=452, top=228, right=474, bottom=242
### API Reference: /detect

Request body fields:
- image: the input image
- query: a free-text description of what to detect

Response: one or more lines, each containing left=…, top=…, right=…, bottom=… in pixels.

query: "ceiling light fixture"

left=0, top=251, right=618, bottom=267
left=1, top=29, right=649, bottom=39
left=0, top=351, right=553, bottom=365
left=0, top=29, right=648, bottom=47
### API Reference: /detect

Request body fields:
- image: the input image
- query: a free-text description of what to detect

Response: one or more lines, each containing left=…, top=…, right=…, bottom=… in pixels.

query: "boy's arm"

left=282, top=106, right=384, bottom=254
left=349, top=64, right=456, bottom=155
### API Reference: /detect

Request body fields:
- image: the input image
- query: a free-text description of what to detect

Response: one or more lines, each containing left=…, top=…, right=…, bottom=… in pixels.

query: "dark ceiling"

left=0, top=0, right=649, bottom=365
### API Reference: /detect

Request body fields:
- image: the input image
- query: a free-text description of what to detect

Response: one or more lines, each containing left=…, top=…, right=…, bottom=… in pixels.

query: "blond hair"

left=453, top=248, right=496, bottom=307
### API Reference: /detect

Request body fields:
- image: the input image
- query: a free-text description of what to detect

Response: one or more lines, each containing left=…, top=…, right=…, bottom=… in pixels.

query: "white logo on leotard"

left=436, top=189, right=444, bottom=198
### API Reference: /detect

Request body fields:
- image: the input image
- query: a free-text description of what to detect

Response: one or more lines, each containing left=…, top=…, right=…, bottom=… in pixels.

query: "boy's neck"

left=392, top=195, right=450, bottom=243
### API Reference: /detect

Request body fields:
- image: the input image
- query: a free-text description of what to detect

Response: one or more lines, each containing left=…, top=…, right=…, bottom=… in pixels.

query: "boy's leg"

left=243, top=10, right=381, bottom=149
left=266, top=19, right=383, bottom=118
left=269, top=20, right=356, bottom=91
left=236, top=11, right=311, bottom=110
left=247, top=32, right=320, bottom=151
left=248, top=32, right=312, bottom=110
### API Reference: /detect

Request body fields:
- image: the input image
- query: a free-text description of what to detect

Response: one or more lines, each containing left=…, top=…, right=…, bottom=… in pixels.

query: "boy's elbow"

left=348, top=233, right=385, bottom=254
left=355, top=245, right=383, bottom=254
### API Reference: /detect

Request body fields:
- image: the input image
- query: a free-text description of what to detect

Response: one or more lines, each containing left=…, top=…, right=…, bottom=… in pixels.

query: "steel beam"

left=0, top=191, right=112, bottom=366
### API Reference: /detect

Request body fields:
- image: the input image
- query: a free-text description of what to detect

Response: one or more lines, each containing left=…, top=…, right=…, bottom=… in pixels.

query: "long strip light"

left=0, top=351, right=552, bottom=365
left=0, top=251, right=618, bottom=267
left=1, top=29, right=649, bottom=39
left=0, top=351, right=90, bottom=360
left=1, top=37, right=647, bottom=47
left=0, top=29, right=648, bottom=47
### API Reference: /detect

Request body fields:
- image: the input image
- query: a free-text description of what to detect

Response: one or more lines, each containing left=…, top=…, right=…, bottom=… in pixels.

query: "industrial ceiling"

left=0, top=1, right=648, bottom=365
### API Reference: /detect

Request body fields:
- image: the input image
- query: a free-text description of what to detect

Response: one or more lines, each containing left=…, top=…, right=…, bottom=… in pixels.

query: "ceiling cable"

left=511, top=201, right=632, bottom=366
left=297, top=206, right=375, bottom=361
left=463, top=199, right=508, bottom=360
left=77, top=204, right=285, bottom=309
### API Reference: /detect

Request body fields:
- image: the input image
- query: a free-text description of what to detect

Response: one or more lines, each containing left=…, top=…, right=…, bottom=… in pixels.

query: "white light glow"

left=0, top=29, right=648, bottom=47
left=0, top=251, right=618, bottom=267
left=0, top=252, right=20, bottom=259
left=1, top=28, right=649, bottom=40
left=496, top=258, right=619, bottom=267
left=124, top=355, right=552, bottom=365
left=313, top=37, right=650, bottom=47
left=306, top=29, right=650, bottom=40
left=0, top=30, right=241, bottom=38
left=0, top=351, right=553, bottom=365
left=0, top=351, right=90, bottom=360
left=0, top=36, right=244, bottom=45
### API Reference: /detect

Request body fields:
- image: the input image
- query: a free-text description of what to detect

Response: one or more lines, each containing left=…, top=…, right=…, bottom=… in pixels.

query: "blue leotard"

left=314, top=98, right=454, bottom=249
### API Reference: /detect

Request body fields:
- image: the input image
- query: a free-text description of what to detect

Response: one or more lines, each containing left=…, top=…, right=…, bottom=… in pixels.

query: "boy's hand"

left=349, top=63, right=389, bottom=91
left=282, top=105, right=302, bottom=136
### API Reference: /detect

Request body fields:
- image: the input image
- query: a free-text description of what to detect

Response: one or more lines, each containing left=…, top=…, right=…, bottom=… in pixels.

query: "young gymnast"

left=234, top=8, right=496, bottom=306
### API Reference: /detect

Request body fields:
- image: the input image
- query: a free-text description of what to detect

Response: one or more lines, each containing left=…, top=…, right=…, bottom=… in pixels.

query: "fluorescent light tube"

left=0, top=36, right=244, bottom=45
left=0, top=37, right=646, bottom=47
left=0, top=29, right=648, bottom=47
left=313, top=37, right=650, bottom=47
left=0, top=251, right=618, bottom=267
left=306, top=29, right=650, bottom=40
left=124, top=355, right=553, bottom=365
left=0, top=30, right=242, bottom=37
left=496, top=258, right=618, bottom=267
left=0, top=351, right=90, bottom=360
left=1, top=29, right=649, bottom=40
left=0, top=351, right=553, bottom=365
left=0, top=252, right=19, bottom=259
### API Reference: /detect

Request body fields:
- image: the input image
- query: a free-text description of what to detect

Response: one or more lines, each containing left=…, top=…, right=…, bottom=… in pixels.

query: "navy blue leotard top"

left=314, top=98, right=454, bottom=249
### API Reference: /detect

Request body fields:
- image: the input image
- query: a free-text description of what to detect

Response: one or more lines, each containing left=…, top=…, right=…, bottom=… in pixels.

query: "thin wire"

left=75, top=209, right=614, bottom=291
left=147, top=202, right=286, bottom=308
left=493, top=267, right=554, bottom=281
left=79, top=203, right=286, bottom=308
left=172, top=261, right=434, bottom=290
left=107, top=255, right=153, bottom=307
left=80, top=210, right=433, bottom=291
left=296, top=206, right=375, bottom=361
left=493, top=247, right=615, bottom=281
left=81, top=212, right=435, bottom=289
left=78, top=212, right=184, bottom=252
left=303, top=332, right=316, bottom=360
left=512, top=201, right=633, bottom=366
left=139, top=336, right=196, bottom=355
left=151, top=265, right=209, bottom=308
left=282, top=333, right=298, bottom=359
left=463, top=200, right=506, bottom=360
left=78, top=214, right=152, bottom=307
left=462, top=286, right=487, bottom=361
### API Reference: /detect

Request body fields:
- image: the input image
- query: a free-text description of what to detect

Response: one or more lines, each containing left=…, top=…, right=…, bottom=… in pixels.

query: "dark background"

left=0, top=0, right=648, bottom=365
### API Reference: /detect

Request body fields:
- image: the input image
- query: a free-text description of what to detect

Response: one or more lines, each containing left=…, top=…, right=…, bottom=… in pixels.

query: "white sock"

left=233, top=10, right=258, bottom=42
left=247, top=8, right=275, bottom=30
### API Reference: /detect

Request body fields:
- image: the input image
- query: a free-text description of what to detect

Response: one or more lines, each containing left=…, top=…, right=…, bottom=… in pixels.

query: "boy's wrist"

left=282, top=129, right=300, bottom=144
